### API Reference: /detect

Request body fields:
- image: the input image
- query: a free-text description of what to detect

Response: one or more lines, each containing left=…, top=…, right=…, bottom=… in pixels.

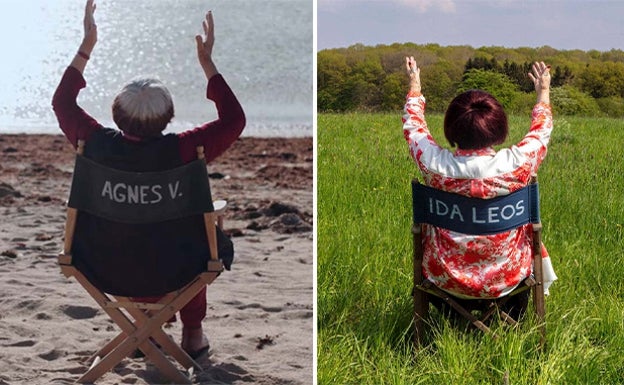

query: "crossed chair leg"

left=413, top=280, right=545, bottom=348
left=73, top=271, right=220, bottom=384
left=419, top=281, right=529, bottom=336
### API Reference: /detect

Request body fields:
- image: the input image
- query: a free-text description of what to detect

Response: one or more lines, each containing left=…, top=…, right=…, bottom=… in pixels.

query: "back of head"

left=112, top=78, right=174, bottom=138
left=443, top=90, right=508, bottom=150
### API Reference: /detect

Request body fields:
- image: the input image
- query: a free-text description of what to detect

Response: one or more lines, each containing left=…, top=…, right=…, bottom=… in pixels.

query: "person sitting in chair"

left=402, top=56, right=556, bottom=316
left=52, top=0, right=245, bottom=358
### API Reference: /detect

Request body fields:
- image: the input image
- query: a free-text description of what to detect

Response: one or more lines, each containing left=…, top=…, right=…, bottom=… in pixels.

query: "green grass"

left=317, top=112, right=624, bottom=384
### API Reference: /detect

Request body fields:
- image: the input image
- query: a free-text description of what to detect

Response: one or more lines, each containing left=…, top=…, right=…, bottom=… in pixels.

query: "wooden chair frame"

left=412, top=178, right=546, bottom=348
left=58, top=140, right=227, bottom=384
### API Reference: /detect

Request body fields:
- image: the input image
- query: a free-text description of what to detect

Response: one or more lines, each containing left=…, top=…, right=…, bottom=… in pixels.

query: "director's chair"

left=411, top=178, right=546, bottom=348
left=58, top=140, right=228, bottom=384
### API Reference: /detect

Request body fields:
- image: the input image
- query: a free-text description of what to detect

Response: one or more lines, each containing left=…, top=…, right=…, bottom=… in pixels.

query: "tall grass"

left=317, top=112, right=624, bottom=384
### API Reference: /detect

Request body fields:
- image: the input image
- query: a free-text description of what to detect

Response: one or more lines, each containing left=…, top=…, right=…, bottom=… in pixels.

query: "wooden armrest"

left=213, top=200, right=227, bottom=229
left=213, top=200, right=227, bottom=214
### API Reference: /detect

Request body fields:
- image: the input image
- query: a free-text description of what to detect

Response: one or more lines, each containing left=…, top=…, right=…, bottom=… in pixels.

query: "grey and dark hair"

left=112, top=77, right=174, bottom=137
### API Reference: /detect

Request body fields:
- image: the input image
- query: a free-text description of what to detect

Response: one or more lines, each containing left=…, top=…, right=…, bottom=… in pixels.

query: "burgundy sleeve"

left=51, top=66, right=103, bottom=148
left=177, top=74, right=246, bottom=163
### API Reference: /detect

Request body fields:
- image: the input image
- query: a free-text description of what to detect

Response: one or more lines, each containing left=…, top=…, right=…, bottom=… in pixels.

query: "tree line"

left=317, top=43, right=624, bottom=117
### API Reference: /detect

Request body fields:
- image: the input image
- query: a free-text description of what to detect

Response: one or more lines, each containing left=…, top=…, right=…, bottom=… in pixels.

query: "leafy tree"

left=421, top=65, right=456, bottom=113
left=551, top=65, right=574, bottom=87
left=578, top=62, right=624, bottom=98
left=317, top=43, right=624, bottom=116
left=317, top=50, right=350, bottom=111
left=501, top=60, right=533, bottom=92
left=380, top=72, right=405, bottom=111
left=596, top=96, right=624, bottom=118
left=550, top=86, right=602, bottom=116
left=601, top=49, right=624, bottom=63
left=457, top=69, right=520, bottom=108
left=507, top=92, right=536, bottom=115
left=349, top=56, right=385, bottom=110
left=465, top=56, right=499, bottom=72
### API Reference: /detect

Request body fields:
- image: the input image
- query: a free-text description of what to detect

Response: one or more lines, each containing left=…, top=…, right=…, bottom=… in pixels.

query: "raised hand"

left=195, top=11, right=218, bottom=78
left=82, top=0, right=97, bottom=54
left=528, top=61, right=550, bottom=104
left=528, top=61, right=551, bottom=92
left=405, top=56, right=421, bottom=94
left=71, top=0, right=97, bottom=73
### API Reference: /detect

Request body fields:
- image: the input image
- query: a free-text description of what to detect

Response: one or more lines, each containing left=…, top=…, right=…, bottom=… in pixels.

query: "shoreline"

left=0, top=133, right=313, bottom=385
left=0, top=123, right=313, bottom=138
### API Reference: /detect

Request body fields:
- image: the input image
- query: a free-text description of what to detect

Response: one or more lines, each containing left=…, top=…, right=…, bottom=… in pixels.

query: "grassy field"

left=317, top=111, right=624, bottom=384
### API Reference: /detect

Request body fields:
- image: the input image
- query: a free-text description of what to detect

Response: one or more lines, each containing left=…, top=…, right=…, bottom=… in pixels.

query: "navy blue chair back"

left=412, top=180, right=540, bottom=235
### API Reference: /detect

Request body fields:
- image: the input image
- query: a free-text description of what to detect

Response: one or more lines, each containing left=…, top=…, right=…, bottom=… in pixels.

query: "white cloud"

left=397, top=0, right=456, bottom=13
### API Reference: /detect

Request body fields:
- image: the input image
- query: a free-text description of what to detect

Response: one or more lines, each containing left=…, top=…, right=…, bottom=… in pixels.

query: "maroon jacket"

left=52, top=66, right=245, bottom=164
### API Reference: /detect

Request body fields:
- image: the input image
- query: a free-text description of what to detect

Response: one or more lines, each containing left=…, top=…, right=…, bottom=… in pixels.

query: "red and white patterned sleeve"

left=507, top=102, right=553, bottom=177
left=402, top=92, right=445, bottom=169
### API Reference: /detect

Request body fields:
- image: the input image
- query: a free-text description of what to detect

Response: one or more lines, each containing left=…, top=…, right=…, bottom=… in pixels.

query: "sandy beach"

left=0, top=134, right=313, bottom=385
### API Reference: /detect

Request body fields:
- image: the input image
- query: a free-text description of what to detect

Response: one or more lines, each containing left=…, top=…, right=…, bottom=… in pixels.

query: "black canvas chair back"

left=69, top=153, right=215, bottom=223
left=411, top=178, right=546, bottom=348
left=67, top=152, right=219, bottom=296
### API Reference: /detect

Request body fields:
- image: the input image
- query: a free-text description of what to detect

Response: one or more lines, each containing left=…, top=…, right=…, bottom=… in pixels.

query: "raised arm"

left=402, top=56, right=427, bottom=139
left=179, top=11, right=245, bottom=163
left=507, top=62, right=553, bottom=175
left=52, top=0, right=102, bottom=147
left=402, top=57, right=446, bottom=172
left=71, top=0, right=97, bottom=74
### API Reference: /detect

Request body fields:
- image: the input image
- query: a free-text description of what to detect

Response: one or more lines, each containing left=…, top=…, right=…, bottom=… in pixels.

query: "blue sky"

left=317, top=0, right=624, bottom=51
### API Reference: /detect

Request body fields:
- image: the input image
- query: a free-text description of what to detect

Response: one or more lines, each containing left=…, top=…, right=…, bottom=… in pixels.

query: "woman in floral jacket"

left=403, top=57, right=557, bottom=307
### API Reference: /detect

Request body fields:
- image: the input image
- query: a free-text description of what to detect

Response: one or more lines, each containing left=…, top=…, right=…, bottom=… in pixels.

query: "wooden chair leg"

left=80, top=332, right=189, bottom=385
left=412, top=224, right=427, bottom=347
left=425, top=283, right=494, bottom=336
left=88, top=332, right=127, bottom=362
left=413, top=288, right=429, bottom=347
left=533, top=284, right=546, bottom=348
left=79, top=300, right=196, bottom=384
left=120, top=299, right=201, bottom=371
left=481, top=295, right=523, bottom=326
left=78, top=308, right=186, bottom=385
left=498, top=310, right=519, bottom=326
left=480, top=297, right=510, bottom=324
left=72, top=272, right=212, bottom=384
left=532, top=223, right=546, bottom=349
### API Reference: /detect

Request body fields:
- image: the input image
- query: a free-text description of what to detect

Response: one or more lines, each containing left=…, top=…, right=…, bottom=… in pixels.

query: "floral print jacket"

left=403, top=91, right=554, bottom=298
